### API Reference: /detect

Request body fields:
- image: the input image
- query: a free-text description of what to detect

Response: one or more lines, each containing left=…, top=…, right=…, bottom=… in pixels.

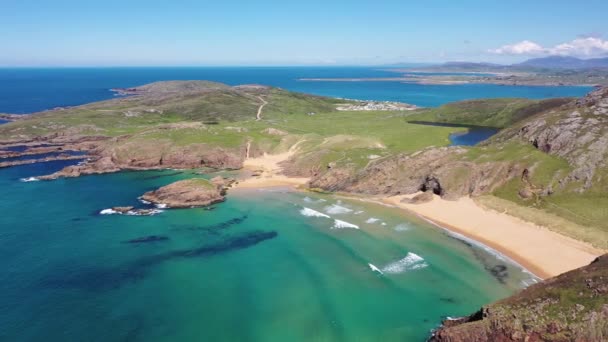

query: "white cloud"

left=490, top=40, right=545, bottom=55
left=490, top=37, right=608, bottom=57
left=551, top=37, right=608, bottom=57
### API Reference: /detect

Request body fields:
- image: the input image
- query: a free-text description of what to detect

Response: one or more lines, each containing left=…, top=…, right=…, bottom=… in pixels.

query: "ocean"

left=0, top=67, right=588, bottom=341
left=0, top=67, right=592, bottom=113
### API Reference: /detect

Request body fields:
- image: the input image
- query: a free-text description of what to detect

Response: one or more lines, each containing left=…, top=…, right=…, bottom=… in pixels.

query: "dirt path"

left=256, top=96, right=268, bottom=121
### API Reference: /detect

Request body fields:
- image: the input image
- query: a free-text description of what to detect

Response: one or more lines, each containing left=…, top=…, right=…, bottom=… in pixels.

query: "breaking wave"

left=324, top=204, right=353, bottom=215
left=99, top=208, right=163, bottom=216
left=381, top=252, right=428, bottom=274
left=332, top=219, right=359, bottom=229
left=300, top=207, right=331, bottom=218
left=20, top=177, right=40, bottom=182
left=394, top=224, right=411, bottom=232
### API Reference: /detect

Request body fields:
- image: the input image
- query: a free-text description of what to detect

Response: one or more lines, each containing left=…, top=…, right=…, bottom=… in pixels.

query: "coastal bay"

left=0, top=71, right=606, bottom=341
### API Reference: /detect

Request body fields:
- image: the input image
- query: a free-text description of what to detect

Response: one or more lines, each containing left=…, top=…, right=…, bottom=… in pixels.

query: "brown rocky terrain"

left=490, top=87, right=608, bottom=192
left=300, top=87, right=608, bottom=203
left=429, top=254, right=608, bottom=342
left=140, top=178, right=225, bottom=208
left=306, top=146, right=523, bottom=200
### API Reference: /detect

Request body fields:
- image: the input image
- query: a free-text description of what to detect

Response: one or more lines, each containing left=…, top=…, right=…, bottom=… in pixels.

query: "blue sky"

left=1, top=0, right=607, bottom=66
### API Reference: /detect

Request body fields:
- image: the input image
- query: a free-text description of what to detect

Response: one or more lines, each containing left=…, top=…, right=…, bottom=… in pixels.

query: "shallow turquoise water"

left=0, top=163, right=536, bottom=341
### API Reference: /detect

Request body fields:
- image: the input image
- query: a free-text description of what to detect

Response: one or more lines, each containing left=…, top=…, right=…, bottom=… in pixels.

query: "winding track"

left=256, top=96, right=268, bottom=121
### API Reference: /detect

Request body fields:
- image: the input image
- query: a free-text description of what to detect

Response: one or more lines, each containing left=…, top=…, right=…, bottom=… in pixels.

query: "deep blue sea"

left=0, top=67, right=592, bottom=113
left=0, top=67, right=590, bottom=341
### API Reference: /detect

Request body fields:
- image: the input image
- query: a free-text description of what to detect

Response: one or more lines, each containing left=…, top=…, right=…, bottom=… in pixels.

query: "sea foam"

left=381, top=252, right=428, bottom=274
left=324, top=204, right=353, bottom=215
left=99, top=208, right=118, bottom=215
left=365, top=217, right=380, bottom=224
left=19, top=177, right=40, bottom=182
left=332, top=219, right=359, bottom=229
left=300, top=207, right=331, bottom=218
left=394, top=223, right=411, bottom=232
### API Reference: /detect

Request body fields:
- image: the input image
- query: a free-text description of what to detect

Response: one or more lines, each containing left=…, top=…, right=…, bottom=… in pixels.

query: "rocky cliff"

left=429, top=254, right=608, bottom=342
left=306, top=87, right=608, bottom=201
left=491, top=87, right=608, bottom=192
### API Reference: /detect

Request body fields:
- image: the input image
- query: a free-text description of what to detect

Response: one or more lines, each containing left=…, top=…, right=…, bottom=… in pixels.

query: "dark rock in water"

left=140, top=179, right=225, bottom=208
left=439, top=297, right=457, bottom=304
left=122, top=235, right=169, bottom=244
left=488, top=264, right=508, bottom=283
left=112, top=206, right=134, bottom=214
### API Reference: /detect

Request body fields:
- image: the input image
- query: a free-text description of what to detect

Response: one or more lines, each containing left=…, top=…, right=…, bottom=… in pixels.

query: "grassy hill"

left=1, top=81, right=607, bottom=248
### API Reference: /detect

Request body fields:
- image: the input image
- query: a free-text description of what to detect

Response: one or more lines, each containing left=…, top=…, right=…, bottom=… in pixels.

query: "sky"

left=1, top=0, right=607, bottom=66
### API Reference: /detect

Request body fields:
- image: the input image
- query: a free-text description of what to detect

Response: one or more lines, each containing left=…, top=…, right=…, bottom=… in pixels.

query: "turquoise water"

left=0, top=67, right=592, bottom=113
left=0, top=164, right=537, bottom=341
left=0, top=67, right=570, bottom=340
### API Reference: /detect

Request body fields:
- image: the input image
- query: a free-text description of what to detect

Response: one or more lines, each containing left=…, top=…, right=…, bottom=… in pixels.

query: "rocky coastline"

left=429, top=254, right=608, bottom=342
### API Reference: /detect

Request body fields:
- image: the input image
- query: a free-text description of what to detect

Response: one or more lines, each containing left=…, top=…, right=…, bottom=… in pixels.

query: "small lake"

left=408, top=121, right=499, bottom=146
left=449, top=128, right=499, bottom=146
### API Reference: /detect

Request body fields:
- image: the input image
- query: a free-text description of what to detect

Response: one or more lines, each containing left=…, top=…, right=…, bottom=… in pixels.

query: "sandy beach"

left=232, top=149, right=604, bottom=279
left=235, top=144, right=309, bottom=189
left=381, top=194, right=605, bottom=279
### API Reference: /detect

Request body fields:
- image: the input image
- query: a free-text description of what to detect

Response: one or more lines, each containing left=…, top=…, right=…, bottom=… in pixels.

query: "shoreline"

left=230, top=151, right=604, bottom=280
left=364, top=194, right=603, bottom=279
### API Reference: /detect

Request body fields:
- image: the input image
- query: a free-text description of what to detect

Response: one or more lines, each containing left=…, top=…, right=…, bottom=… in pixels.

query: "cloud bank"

left=490, top=37, right=608, bottom=57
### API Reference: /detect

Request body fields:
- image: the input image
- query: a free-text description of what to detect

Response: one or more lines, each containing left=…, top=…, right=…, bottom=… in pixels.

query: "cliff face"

left=308, top=147, right=522, bottom=200
left=306, top=87, right=608, bottom=200
left=491, top=87, right=608, bottom=191
left=429, top=254, right=608, bottom=342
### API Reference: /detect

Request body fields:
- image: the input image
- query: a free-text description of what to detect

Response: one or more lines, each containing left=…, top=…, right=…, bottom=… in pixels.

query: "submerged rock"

left=140, top=179, right=225, bottom=208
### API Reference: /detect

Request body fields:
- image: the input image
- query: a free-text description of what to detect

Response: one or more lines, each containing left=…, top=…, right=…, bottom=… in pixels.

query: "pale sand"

left=232, top=146, right=604, bottom=279
left=235, top=142, right=309, bottom=189
left=379, top=194, right=605, bottom=279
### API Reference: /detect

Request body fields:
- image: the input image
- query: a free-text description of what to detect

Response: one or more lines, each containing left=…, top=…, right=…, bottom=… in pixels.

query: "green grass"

left=2, top=81, right=605, bottom=247
left=407, top=97, right=570, bottom=128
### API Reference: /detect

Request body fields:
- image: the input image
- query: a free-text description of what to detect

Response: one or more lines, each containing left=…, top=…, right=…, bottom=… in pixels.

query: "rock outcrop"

left=308, top=147, right=522, bottom=200
left=492, top=86, right=608, bottom=191
left=429, top=254, right=608, bottom=341
left=140, top=179, right=225, bottom=208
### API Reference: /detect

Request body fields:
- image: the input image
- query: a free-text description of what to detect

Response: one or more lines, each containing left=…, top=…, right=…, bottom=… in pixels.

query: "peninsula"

left=1, top=80, right=607, bottom=340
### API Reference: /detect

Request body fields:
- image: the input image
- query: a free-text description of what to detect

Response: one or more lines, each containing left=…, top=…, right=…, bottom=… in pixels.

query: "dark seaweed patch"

left=41, top=230, right=277, bottom=291
left=445, top=233, right=509, bottom=284
left=122, top=235, right=169, bottom=244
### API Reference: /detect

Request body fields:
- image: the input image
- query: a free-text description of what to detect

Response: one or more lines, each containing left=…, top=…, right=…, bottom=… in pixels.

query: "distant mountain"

left=442, top=61, right=503, bottom=68
left=423, top=56, right=608, bottom=71
left=516, top=56, right=608, bottom=69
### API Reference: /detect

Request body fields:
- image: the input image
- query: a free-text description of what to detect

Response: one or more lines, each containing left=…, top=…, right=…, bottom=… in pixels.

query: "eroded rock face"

left=494, top=86, right=608, bottom=191
left=429, top=254, right=608, bottom=342
left=36, top=141, right=244, bottom=180
left=308, top=147, right=522, bottom=199
left=140, top=179, right=225, bottom=208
